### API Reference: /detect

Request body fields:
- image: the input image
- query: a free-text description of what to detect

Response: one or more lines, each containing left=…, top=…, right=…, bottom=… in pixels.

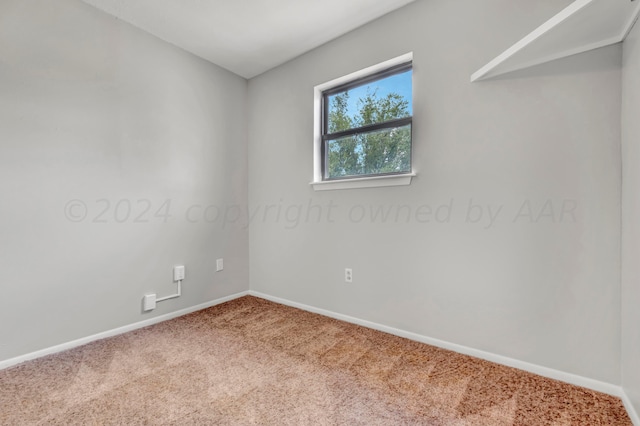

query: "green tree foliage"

left=327, top=89, right=411, bottom=178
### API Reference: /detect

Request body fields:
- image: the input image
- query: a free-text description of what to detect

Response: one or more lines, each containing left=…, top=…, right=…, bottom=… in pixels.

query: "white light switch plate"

left=216, top=259, right=223, bottom=272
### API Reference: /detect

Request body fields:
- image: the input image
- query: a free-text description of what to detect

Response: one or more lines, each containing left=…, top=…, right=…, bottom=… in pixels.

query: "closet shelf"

left=471, top=0, right=640, bottom=82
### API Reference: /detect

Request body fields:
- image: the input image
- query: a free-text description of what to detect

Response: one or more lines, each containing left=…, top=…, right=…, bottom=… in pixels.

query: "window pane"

left=327, top=69, right=412, bottom=134
left=327, top=124, right=411, bottom=178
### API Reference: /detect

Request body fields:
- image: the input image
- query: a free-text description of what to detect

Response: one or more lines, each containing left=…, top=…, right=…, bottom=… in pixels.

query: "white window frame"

left=311, top=52, right=415, bottom=191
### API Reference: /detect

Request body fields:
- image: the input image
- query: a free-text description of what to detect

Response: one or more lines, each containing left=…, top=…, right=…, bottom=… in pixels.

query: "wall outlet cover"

left=143, top=294, right=156, bottom=311
left=345, top=268, right=353, bottom=283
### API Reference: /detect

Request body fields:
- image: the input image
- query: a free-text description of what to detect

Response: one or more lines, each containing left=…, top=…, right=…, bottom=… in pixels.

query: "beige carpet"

left=0, top=296, right=631, bottom=425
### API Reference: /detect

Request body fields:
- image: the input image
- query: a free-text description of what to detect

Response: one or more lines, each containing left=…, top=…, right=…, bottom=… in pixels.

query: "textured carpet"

left=0, top=296, right=631, bottom=425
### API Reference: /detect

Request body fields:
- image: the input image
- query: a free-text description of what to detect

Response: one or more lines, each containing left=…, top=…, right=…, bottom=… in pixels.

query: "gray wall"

left=0, top=0, right=629, bottom=394
left=0, top=0, right=249, bottom=362
left=622, top=18, right=640, bottom=417
left=248, top=0, right=623, bottom=384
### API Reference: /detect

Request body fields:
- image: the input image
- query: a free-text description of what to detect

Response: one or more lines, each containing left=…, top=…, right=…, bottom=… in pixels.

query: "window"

left=316, top=58, right=413, bottom=189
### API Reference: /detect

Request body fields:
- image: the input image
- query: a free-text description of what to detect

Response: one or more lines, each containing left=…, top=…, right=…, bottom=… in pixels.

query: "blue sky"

left=332, top=69, right=413, bottom=121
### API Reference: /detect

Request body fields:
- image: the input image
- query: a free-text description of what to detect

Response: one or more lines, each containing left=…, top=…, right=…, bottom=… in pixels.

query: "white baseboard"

left=249, top=290, right=624, bottom=399
left=621, top=390, right=640, bottom=426
left=0, top=291, right=249, bottom=371
left=2, top=288, right=635, bottom=423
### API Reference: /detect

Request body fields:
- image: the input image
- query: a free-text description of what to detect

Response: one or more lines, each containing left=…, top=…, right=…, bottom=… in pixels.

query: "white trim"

left=312, top=52, right=414, bottom=186
left=314, top=52, right=414, bottom=93
left=311, top=173, right=415, bottom=191
left=0, top=291, right=249, bottom=371
left=621, top=390, right=640, bottom=426
left=2, top=287, right=632, bottom=415
left=249, top=290, right=623, bottom=398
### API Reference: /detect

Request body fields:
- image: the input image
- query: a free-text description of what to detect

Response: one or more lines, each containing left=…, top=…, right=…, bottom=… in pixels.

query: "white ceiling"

left=81, top=0, right=415, bottom=79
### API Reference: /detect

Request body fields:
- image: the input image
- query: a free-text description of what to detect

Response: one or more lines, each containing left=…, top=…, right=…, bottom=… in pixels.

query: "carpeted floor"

left=0, top=296, right=632, bottom=425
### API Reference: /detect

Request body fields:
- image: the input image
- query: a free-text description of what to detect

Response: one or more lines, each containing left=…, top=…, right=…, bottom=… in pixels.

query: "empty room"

left=1, top=0, right=640, bottom=424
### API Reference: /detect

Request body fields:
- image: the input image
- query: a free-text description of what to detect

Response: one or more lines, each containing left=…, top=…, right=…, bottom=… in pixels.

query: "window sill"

left=310, top=173, right=416, bottom=191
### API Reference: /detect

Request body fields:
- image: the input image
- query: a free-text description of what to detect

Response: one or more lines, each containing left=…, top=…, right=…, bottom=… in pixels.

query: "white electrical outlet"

left=216, top=258, right=224, bottom=272
left=174, top=265, right=185, bottom=281
left=143, top=294, right=156, bottom=311
left=345, top=268, right=353, bottom=283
